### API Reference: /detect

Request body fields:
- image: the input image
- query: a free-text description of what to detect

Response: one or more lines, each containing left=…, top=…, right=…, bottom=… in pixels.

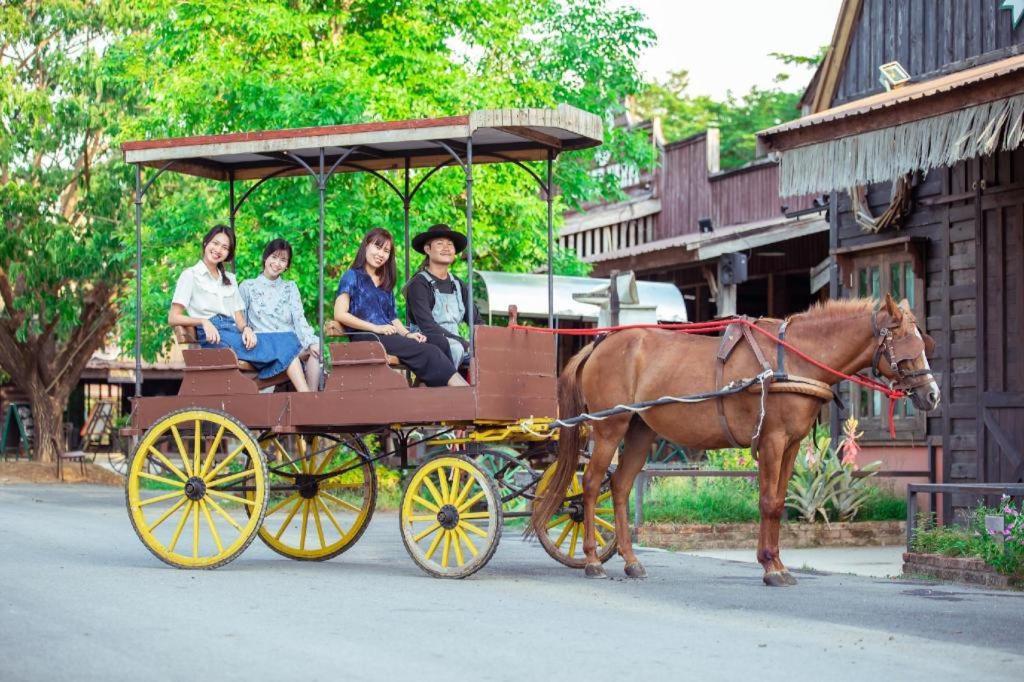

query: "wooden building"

left=561, top=118, right=824, bottom=323
left=759, top=0, right=1024, bottom=503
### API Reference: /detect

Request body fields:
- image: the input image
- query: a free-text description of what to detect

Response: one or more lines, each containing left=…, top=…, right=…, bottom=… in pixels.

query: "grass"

left=912, top=510, right=1024, bottom=577
left=635, top=477, right=761, bottom=524
left=627, top=475, right=908, bottom=525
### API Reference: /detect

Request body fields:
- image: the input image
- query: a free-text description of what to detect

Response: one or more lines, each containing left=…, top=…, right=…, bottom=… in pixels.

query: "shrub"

left=639, top=476, right=761, bottom=524
left=912, top=499, right=1024, bottom=577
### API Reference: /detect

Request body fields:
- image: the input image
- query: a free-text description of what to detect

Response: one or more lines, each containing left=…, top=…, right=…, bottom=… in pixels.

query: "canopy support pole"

left=546, top=149, right=555, bottom=331
left=228, top=172, right=236, bottom=230
left=316, top=148, right=326, bottom=390
left=465, top=138, right=475, bottom=362
left=133, top=165, right=143, bottom=403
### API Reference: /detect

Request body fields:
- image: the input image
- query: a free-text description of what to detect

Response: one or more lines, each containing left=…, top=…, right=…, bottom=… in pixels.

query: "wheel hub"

left=184, top=476, right=207, bottom=501
left=295, top=474, right=319, bottom=499
left=567, top=502, right=584, bottom=523
left=436, top=504, right=460, bottom=529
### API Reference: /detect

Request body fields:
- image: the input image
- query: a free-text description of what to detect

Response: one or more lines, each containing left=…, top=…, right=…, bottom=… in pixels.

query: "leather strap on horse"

left=715, top=320, right=775, bottom=452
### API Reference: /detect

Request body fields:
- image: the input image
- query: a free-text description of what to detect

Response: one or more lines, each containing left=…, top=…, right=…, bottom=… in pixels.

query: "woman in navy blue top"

left=333, top=228, right=467, bottom=387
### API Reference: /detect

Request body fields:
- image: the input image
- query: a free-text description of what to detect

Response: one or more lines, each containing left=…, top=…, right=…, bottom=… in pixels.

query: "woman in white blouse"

left=239, top=238, right=321, bottom=390
left=168, top=225, right=311, bottom=391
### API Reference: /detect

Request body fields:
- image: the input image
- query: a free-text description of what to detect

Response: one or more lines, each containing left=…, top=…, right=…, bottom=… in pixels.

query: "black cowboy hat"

left=411, top=223, right=468, bottom=254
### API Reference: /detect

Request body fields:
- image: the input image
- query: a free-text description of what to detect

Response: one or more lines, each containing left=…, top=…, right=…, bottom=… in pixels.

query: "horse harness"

left=714, top=318, right=835, bottom=454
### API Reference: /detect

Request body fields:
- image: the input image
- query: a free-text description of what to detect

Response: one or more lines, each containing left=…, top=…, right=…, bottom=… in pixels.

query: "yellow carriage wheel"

left=252, top=435, right=376, bottom=561
left=400, top=455, right=502, bottom=579
left=125, top=408, right=268, bottom=569
left=532, top=463, right=617, bottom=568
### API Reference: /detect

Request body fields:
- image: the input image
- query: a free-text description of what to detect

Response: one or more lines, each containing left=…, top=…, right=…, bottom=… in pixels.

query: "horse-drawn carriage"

left=122, top=106, right=616, bottom=577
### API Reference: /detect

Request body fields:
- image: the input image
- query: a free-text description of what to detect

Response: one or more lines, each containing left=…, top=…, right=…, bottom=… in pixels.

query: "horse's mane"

left=796, top=298, right=876, bottom=321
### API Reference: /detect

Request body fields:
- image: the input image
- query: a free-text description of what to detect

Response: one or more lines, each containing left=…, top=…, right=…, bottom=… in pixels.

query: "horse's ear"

left=883, top=293, right=901, bottom=320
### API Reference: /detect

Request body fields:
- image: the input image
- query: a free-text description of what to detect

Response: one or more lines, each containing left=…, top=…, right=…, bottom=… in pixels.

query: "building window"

left=847, top=250, right=925, bottom=442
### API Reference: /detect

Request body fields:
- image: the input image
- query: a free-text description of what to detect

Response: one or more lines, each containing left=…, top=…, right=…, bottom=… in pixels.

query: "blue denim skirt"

left=197, top=315, right=302, bottom=380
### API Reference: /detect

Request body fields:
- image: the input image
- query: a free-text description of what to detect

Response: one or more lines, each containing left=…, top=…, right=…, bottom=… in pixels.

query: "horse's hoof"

left=584, top=563, right=608, bottom=579
left=763, top=571, right=793, bottom=587
left=624, top=562, right=647, bottom=579
left=780, top=571, right=798, bottom=586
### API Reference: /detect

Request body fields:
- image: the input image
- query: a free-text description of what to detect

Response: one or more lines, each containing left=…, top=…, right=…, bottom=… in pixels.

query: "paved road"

left=1, top=485, right=1021, bottom=682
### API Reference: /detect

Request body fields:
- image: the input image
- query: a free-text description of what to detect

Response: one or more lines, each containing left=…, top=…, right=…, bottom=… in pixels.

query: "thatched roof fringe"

left=778, top=94, right=1024, bottom=196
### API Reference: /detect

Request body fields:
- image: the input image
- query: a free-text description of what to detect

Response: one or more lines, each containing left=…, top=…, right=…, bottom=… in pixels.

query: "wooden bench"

left=173, top=325, right=308, bottom=391
left=322, top=320, right=403, bottom=367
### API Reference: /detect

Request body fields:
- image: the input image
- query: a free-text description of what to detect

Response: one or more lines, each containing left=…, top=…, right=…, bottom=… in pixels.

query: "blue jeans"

left=196, top=315, right=302, bottom=379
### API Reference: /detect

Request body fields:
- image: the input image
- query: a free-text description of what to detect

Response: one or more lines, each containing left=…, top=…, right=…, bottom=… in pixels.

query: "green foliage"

left=109, top=0, right=654, bottom=359
left=856, top=487, right=907, bottom=522
left=635, top=49, right=824, bottom=170
left=638, top=476, right=761, bottom=525
left=912, top=499, right=1024, bottom=577
left=704, top=448, right=757, bottom=471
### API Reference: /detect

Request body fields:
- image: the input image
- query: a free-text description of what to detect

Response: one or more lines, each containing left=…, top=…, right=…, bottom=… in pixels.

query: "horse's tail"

left=527, top=341, right=597, bottom=538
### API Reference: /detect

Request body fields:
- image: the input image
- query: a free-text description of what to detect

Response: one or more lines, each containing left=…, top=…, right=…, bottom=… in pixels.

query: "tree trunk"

left=25, top=385, right=66, bottom=464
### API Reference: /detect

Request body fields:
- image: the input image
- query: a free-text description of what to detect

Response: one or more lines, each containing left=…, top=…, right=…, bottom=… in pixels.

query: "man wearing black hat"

left=407, top=223, right=482, bottom=368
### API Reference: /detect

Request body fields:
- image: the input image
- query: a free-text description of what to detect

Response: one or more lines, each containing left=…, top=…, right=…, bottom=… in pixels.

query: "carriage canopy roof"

left=121, top=105, right=603, bottom=181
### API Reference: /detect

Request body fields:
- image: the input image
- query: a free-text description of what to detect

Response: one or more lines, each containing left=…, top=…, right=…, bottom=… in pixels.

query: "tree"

left=117, top=0, right=655, bottom=360
left=0, top=1, right=142, bottom=462
left=636, top=48, right=825, bottom=170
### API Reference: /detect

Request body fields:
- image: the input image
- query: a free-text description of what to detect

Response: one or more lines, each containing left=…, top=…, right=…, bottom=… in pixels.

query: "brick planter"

left=638, top=520, right=905, bottom=551
left=902, top=552, right=1022, bottom=590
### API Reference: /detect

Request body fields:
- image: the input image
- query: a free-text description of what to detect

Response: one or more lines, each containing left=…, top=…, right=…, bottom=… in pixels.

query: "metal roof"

left=473, top=271, right=687, bottom=322
left=121, top=105, right=602, bottom=181
left=759, top=53, right=1024, bottom=145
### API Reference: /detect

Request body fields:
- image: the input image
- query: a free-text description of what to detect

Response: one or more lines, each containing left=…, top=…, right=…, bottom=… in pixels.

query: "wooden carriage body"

left=130, top=326, right=556, bottom=434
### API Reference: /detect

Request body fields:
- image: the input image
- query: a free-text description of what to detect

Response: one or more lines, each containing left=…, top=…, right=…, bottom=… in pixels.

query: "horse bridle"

left=870, top=310, right=934, bottom=392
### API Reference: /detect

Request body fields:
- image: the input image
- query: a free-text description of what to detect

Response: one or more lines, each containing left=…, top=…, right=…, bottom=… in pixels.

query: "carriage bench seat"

left=172, top=325, right=308, bottom=389
left=322, top=320, right=402, bottom=366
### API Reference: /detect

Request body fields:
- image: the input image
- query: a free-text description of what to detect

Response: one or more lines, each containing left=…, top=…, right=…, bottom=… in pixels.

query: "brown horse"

left=529, top=295, right=940, bottom=586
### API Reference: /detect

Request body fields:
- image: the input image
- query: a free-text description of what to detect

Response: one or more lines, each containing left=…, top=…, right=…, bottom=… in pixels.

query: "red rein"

left=508, top=318, right=906, bottom=439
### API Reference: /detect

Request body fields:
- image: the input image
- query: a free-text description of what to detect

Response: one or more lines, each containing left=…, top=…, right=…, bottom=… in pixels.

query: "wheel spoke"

left=546, top=514, right=570, bottom=529
left=437, top=469, right=451, bottom=504
left=193, top=420, right=202, bottom=476
left=453, top=477, right=475, bottom=509
left=410, top=494, right=439, bottom=513
left=205, top=495, right=241, bottom=531
left=553, top=520, right=573, bottom=548
left=459, top=510, right=491, bottom=520
left=274, top=497, right=304, bottom=540
left=192, top=500, right=201, bottom=558
left=147, top=447, right=188, bottom=482
left=137, top=471, right=185, bottom=488
left=167, top=501, right=192, bottom=553
left=207, top=468, right=256, bottom=489
left=270, top=438, right=302, bottom=474
left=459, top=520, right=487, bottom=538
left=455, top=526, right=478, bottom=557
left=441, top=530, right=451, bottom=567
left=200, top=425, right=226, bottom=478
left=265, top=493, right=300, bottom=517
left=407, top=514, right=437, bottom=522
left=321, top=490, right=362, bottom=514
left=421, top=476, right=444, bottom=508
left=457, top=490, right=485, bottom=513
left=595, top=516, right=615, bottom=532
left=138, top=490, right=185, bottom=507
left=569, top=523, right=580, bottom=557
left=145, top=496, right=188, bottom=533
left=206, top=488, right=256, bottom=507
left=205, top=443, right=248, bottom=481
left=316, top=497, right=346, bottom=538
left=413, top=521, right=441, bottom=543
left=451, top=528, right=465, bottom=567
left=312, top=499, right=327, bottom=549
left=200, top=500, right=223, bottom=554
left=596, top=530, right=607, bottom=548
left=449, top=468, right=461, bottom=507
left=170, top=425, right=193, bottom=477
left=424, top=526, right=445, bottom=560
left=299, top=499, right=311, bottom=550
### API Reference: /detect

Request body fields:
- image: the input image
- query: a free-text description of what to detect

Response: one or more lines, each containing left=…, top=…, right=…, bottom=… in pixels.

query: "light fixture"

left=698, top=217, right=713, bottom=234
left=879, top=61, right=911, bottom=91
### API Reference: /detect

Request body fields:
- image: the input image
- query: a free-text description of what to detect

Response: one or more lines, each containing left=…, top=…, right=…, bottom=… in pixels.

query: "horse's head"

left=871, top=294, right=940, bottom=412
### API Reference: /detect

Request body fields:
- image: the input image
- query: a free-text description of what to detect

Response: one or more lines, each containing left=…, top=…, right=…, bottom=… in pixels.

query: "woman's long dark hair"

left=350, top=227, right=396, bottom=292
left=202, top=224, right=235, bottom=285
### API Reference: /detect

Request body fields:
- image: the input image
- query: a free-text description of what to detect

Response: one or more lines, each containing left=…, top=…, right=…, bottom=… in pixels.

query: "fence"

left=905, top=483, right=1024, bottom=549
